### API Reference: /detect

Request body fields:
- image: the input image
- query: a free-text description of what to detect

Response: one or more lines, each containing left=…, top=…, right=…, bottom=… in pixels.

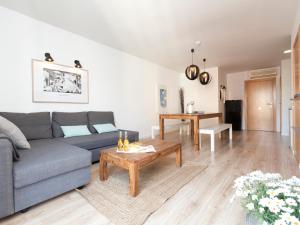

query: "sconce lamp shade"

left=74, top=60, right=82, bottom=68
left=44, top=53, right=54, bottom=62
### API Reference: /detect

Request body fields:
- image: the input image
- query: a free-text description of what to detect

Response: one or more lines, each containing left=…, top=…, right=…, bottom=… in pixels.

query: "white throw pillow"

left=0, top=116, right=30, bottom=149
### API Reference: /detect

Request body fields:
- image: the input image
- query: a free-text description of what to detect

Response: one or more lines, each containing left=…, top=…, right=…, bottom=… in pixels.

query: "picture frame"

left=156, top=84, right=168, bottom=113
left=32, top=59, right=89, bottom=104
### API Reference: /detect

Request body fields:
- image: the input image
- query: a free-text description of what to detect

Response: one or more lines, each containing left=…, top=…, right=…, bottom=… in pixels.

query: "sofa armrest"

left=120, top=130, right=139, bottom=142
left=0, top=134, right=15, bottom=218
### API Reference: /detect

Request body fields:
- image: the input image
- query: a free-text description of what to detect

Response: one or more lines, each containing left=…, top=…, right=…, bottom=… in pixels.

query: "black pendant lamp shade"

left=185, top=49, right=199, bottom=80
left=199, top=58, right=211, bottom=85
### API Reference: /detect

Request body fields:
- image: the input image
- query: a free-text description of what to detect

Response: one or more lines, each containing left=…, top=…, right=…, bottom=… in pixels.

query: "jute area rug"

left=77, top=157, right=207, bottom=225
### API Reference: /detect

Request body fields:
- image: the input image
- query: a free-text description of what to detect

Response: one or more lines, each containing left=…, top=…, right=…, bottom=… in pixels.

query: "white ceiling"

left=0, top=0, right=298, bottom=73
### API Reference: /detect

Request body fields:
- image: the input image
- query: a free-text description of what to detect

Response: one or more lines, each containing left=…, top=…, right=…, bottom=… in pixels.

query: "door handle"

left=266, top=103, right=273, bottom=105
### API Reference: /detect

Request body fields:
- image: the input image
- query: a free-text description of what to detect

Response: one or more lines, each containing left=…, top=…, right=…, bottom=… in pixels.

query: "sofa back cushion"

left=0, top=112, right=52, bottom=140
left=0, top=116, right=30, bottom=149
left=87, top=111, right=115, bottom=133
left=52, top=112, right=88, bottom=138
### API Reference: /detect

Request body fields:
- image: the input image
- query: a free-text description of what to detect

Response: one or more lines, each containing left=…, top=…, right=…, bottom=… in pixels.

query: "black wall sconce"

left=44, top=53, right=54, bottom=62
left=74, top=60, right=82, bottom=68
left=220, top=85, right=226, bottom=101
left=220, top=85, right=226, bottom=90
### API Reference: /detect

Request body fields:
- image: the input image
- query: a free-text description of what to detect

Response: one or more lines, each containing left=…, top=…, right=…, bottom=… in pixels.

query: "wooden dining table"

left=159, top=113, right=223, bottom=150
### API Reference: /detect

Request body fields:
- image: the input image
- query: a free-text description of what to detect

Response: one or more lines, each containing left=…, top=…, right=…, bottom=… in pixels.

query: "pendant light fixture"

left=185, top=49, right=199, bottom=80
left=199, top=58, right=211, bottom=85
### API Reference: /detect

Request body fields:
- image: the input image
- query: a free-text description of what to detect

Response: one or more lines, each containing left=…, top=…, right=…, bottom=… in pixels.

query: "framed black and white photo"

left=32, top=59, right=89, bottom=104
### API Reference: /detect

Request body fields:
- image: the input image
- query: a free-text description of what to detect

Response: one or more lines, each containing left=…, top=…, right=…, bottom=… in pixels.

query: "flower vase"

left=245, top=213, right=261, bottom=225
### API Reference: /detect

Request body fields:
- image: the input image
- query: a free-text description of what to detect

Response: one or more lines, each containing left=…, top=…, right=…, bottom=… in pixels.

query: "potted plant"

left=231, top=171, right=300, bottom=225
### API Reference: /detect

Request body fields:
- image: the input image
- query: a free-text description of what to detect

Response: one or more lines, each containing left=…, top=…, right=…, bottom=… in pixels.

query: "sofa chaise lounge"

left=0, top=111, right=139, bottom=219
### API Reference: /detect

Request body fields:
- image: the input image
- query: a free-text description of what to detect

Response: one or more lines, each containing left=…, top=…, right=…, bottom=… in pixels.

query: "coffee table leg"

left=99, top=156, right=108, bottom=181
left=176, top=146, right=182, bottom=167
left=129, top=163, right=139, bottom=197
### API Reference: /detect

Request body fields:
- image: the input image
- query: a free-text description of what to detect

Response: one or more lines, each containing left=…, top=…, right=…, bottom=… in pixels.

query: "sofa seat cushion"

left=13, top=139, right=91, bottom=189
left=56, top=130, right=139, bottom=150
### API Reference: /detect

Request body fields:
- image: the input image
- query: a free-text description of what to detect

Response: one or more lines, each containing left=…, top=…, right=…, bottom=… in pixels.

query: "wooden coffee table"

left=99, top=139, right=182, bottom=197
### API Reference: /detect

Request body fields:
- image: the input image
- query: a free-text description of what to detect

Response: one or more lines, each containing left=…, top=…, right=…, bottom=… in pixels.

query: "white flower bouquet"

left=232, top=171, right=300, bottom=225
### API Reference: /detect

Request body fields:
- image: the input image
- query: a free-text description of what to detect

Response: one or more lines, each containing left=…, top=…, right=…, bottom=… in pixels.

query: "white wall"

left=226, top=72, right=249, bottom=100
left=0, top=6, right=181, bottom=138
left=179, top=67, right=220, bottom=127
left=226, top=69, right=281, bottom=132
left=281, top=59, right=292, bottom=136
left=0, top=6, right=223, bottom=138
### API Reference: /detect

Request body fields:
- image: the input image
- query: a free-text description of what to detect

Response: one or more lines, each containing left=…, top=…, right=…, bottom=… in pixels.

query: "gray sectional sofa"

left=0, top=111, right=139, bottom=219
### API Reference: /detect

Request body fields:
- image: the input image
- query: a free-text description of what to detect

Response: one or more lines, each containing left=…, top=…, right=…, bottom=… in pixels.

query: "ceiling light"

left=185, top=49, right=199, bottom=80
left=283, top=49, right=292, bottom=54
left=199, top=58, right=212, bottom=85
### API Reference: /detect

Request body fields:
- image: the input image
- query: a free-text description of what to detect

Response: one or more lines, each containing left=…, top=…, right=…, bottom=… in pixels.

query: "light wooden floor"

left=1, top=131, right=299, bottom=225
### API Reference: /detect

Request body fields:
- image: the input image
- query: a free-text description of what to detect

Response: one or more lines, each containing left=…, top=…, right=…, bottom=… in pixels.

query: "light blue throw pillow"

left=61, top=125, right=91, bottom=138
left=93, top=123, right=118, bottom=134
